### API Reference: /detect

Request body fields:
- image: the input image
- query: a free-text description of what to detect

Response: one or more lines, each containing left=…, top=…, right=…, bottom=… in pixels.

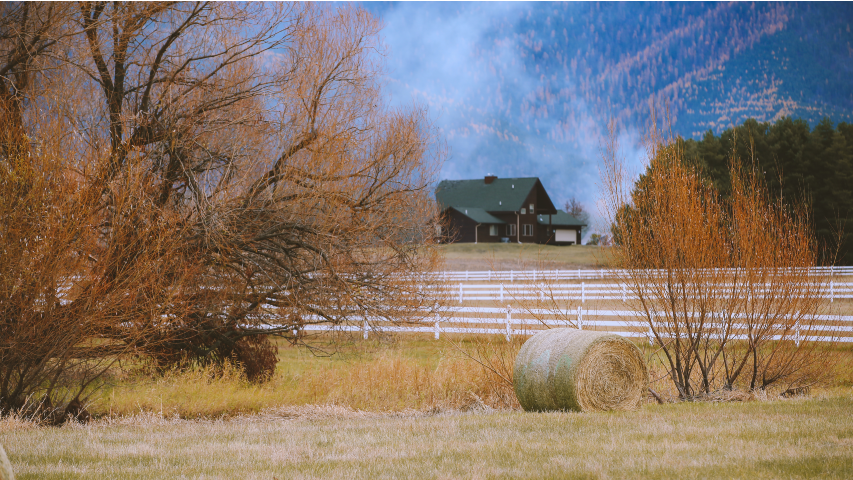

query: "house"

left=435, top=175, right=586, bottom=245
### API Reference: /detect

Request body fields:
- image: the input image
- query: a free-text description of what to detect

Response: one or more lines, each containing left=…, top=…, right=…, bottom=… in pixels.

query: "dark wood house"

left=436, top=175, right=586, bottom=245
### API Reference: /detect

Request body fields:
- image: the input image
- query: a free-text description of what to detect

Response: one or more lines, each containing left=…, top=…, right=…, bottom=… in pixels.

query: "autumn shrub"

left=601, top=117, right=838, bottom=398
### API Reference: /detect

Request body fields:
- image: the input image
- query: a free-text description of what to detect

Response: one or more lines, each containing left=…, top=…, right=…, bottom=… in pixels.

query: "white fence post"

left=622, top=284, right=626, bottom=303
left=648, top=312, right=654, bottom=346
left=581, top=282, right=585, bottom=303
left=510, top=270, right=514, bottom=282
left=577, top=306, right=583, bottom=329
left=831, top=280, right=834, bottom=303
left=459, top=283, right=463, bottom=304
left=465, top=270, right=469, bottom=281
left=363, top=319, right=368, bottom=340
left=794, top=320, right=801, bottom=347
left=505, top=305, right=513, bottom=341
left=434, top=303, right=440, bottom=340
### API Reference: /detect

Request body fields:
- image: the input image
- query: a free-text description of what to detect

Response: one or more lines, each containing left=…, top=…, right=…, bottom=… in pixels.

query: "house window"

left=529, top=203, right=534, bottom=213
left=489, top=225, right=498, bottom=236
left=523, top=224, right=533, bottom=236
left=520, top=207, right=526, bottom=214
left=507, top=224, right=517, bottom=236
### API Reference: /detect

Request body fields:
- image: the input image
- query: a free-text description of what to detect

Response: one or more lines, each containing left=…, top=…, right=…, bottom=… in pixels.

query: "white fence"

left=445, top=281, right=853, bottom=304
left=259, top=272, right=853, bottom=343
left=435, top=266, right=853, bottom=282
left=293, top=306, right=853, bottom=343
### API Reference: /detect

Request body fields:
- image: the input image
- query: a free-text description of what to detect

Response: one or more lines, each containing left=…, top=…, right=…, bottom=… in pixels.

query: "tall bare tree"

left=0, top=2, right=444, bottom=416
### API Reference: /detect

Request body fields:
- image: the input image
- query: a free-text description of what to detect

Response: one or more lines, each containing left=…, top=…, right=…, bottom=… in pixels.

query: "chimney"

left=484, top=174, right=497, bottom=185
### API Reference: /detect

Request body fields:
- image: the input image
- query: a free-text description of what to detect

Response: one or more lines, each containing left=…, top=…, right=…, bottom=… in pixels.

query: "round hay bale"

left=0, top=442, right=14, bottom=480
left=513, top=328, right=647, bottom=412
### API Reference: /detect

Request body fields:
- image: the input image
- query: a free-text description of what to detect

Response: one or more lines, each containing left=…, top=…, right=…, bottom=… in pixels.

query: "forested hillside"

left=372, top=2, right=853, bottom=211
left=377, top=2, right=853, bottom=140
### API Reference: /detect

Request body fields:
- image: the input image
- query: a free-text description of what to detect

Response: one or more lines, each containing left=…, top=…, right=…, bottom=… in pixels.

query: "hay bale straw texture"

left=514, top=328, right=648, bottom=412
left=0, top=443, right=13, bottom=480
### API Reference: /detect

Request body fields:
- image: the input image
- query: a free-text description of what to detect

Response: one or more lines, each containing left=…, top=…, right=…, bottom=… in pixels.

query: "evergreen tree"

left=635, top=117, right=853, bottom=264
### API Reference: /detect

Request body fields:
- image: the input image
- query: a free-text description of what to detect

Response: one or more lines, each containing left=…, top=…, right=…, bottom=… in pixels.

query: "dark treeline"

left=681, top=117, right=853, bottom=265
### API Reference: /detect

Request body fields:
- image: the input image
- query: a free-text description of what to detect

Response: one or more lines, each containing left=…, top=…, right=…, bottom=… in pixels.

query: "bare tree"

left=600, top=118, right=836, bottom=399
left=564, top=196, right=590, bottom=223
left=0, top=96, right=195, bottom=419
left=0, top=2, right=444, bottom=416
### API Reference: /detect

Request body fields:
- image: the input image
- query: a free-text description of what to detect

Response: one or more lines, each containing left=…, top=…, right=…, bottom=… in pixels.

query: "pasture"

left=438, top=243, right=610, bottom=270
left=29, top=332, right=853, bottom=418
left=2, top=390, right=852, bottom=479
left=2, top=333, right=853, bottom=479
left=3, top=263, right=853, bottom=478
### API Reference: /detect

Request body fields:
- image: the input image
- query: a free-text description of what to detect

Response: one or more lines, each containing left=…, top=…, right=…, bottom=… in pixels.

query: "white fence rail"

left=292, top=306, right=853, bottom=343
left=435, top=266, right=853, bottom=282
left=444, top=281, right=853, bottom=304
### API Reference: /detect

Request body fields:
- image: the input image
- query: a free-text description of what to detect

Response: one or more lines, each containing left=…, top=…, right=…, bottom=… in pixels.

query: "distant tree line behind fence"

left=682, top=117, right=853, bottom=264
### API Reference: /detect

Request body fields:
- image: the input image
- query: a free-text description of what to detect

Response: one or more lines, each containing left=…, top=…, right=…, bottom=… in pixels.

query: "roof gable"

left=435, top=177, right=555, bottom=212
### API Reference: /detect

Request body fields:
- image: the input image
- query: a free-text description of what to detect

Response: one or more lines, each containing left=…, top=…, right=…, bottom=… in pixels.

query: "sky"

left=361, top=2, right=853, bottom=237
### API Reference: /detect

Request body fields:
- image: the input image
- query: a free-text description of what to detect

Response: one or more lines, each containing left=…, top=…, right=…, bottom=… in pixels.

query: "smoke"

left=363, top=3, right=645, bottom=236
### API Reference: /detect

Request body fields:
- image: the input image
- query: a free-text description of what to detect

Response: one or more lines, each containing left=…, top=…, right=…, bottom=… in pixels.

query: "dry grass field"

left=89, top=337, right=519, bottom=418
left=438, top=244, right=611, bottom=270
left=2, top=245, right=852, bottom=478
left=2, top=390, right=852, bottom=479
left=24, top=335, right=852, bottom=420
left=2, top=336, right=853, bottom=479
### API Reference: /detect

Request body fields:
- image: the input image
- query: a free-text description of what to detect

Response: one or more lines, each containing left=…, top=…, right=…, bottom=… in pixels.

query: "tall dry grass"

left=93, top=338, right=519, bottom=418
left=2, top=335, right=851, bottom=421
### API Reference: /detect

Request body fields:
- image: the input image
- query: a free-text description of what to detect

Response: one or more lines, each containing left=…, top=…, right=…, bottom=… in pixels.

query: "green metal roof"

left=435, top=177, right=544, bottom=212
left=449, top=207, right=506, bottom=224
left=537, top=210, right=587, bottom=227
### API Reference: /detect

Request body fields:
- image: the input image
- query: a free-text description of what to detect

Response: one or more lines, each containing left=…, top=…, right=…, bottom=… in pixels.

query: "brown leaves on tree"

left=0, top=3, right=444, bottom=418
left=601, top=114, right=838, bottom=398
